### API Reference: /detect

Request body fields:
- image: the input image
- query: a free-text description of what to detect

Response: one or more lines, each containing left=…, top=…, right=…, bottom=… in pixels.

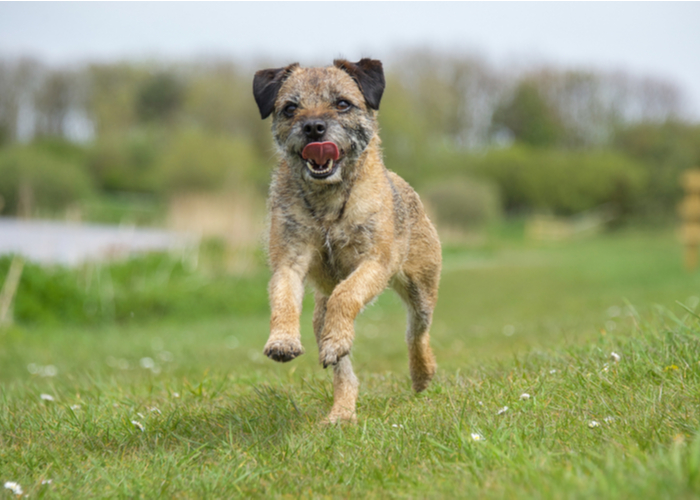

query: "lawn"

left=1, top=229, right=700, bottom=498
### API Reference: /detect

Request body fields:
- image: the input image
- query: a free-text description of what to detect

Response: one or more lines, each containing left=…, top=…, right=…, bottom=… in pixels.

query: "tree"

left=491, top=80, right=564, bottom=147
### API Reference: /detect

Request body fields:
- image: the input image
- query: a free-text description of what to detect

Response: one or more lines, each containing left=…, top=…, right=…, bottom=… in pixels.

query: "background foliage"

left=1, top=51, right=698, bottom=227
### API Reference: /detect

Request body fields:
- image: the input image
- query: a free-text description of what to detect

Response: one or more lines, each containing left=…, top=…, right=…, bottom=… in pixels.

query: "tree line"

left=0, top=50, right=698, bottom=226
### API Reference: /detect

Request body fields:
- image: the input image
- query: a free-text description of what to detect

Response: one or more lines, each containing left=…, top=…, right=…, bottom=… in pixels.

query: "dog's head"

left=253, top=59, right=385, bottom=184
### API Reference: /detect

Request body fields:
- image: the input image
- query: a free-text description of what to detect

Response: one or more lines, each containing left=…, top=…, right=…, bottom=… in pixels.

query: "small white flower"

left=41, top=479, right=52, bottom=485
left=4, top=482, right=23, bottom=495
left=149, top=407, right=161, bottom=415
left=40, top=393, right=55, bottom=402
left=173, top=392, right=180, bottom=398
left=470, top=433, right=484, bottom=442
left=131, top=420, right=145, bottom=432
left=588, top=420, right=600, bottom=428
left=604, top=416, right=615, bottom=423
left=139, top=357, right=155, bottom=369
left=497, top=406, right=509, bottom=415
left=70, top=404, right=81, bottom=410
left=137, top=412, right=145, bottom=419
left=391, top=424, right=404, bottom=429
left=519, top=393, right=531, bottom=401
left=610, top=352, right=621, bottom=363
left=477, top=401, right=483, bottom=406
left=602, top=364, right=609, bottom=373
left=549, top=369, right=557, bottom=374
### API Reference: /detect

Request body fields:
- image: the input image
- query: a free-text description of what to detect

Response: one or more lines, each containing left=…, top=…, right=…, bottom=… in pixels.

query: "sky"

left=1, top=2, right=699, bottom=117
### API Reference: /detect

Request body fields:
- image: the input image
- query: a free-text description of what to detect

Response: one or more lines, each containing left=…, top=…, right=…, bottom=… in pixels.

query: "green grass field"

left=2, top=230, right=700, bottom=498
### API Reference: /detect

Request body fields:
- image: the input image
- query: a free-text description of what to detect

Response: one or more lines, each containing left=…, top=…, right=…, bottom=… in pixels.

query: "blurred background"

left=1, top=2, right=700, bottom=376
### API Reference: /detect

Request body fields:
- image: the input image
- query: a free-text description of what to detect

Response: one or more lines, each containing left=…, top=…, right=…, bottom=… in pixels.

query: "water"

left=0, top=218, right=197, bottom=266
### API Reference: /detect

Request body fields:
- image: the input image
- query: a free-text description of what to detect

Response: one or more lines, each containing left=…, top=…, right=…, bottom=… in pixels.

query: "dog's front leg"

left=264, top=255, right=311, bottom=362
left=319, top=259, right=389, bottom=368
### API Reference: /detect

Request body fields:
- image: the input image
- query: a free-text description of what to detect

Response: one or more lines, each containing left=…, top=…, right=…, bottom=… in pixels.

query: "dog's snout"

left=302, top=119, right=327, bottom=140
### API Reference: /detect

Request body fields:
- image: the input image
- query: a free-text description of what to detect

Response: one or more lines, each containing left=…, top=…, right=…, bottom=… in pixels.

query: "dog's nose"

left=302, top=119, right=326, bottom=140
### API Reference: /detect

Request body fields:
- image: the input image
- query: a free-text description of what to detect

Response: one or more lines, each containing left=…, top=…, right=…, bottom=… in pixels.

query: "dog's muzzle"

left=301, top=142, right=341, bottom=179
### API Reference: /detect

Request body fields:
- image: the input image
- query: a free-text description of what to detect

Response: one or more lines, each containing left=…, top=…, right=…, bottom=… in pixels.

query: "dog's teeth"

left=327, top=159, right=333, bottom=170
left=306, top=161, right=314, bottom=170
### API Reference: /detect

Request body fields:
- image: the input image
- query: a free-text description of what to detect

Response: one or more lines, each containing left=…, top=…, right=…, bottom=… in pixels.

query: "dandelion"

left=131, top=420, right=145, bottom=432
left=610, top=352, right=621, bottom=363
left=470, top=433, right=484, bottom=442
left=3, top=482, right=23, bottom=495
left=519, top=393, right=531, bottom=401
left=607, top=306, right=621, bottom=318
left=41, top=365, right=58, bottom=377
left=40, top=393, right=55, bottom=402
left=497, top=406, right=509, bottom=415
left=158, top=351, right=174, bottom=362
left=588, top=420, right=600, bottom=428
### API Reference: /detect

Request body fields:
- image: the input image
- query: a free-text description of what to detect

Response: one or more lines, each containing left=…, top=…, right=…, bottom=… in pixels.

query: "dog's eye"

left=336, top=100, right=351, bottom=111
left=282, top=103, right=297, bottom=117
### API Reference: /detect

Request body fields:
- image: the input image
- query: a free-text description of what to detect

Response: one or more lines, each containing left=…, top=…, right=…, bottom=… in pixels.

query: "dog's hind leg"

left=394, top=268, right=439, bottom=393
left=314, top=292, right=359, bottom=423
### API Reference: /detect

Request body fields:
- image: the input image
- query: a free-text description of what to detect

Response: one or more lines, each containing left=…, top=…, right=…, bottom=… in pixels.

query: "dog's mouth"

left=301, top=142, right=343, bottom=179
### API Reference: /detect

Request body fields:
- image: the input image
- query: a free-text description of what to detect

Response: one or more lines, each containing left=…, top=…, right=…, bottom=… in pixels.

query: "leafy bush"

left=469, top=146, right=648, bottom=216
left=0, top=252, right=270, bottom=326
left=613, top=121, right=700, bottom=217
left=423, top=177, right=501, bottom=231
left=0, top=146, right=94, bottom=215
left=153, top=128, right=264, bottom=194
left=87, top=131, right=161, bottom=194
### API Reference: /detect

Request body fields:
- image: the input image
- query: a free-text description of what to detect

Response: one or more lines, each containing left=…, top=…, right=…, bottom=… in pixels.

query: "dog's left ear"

left=253, top=63, right=299, bottom=119
left=334, top=58, right=385, bottom=110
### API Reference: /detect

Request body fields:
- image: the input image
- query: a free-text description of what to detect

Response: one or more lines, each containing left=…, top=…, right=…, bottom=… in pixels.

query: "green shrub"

left=153, top=128, right=263, bottom=194
left=423, top=177, right=501, bottom=231
left=0, top=146, right=94, bottom=215
left=470, top=146, right=648, bottom=216
left=87, top=131, right=161, bottom=193
left=0, top=253, right=270, bottom=326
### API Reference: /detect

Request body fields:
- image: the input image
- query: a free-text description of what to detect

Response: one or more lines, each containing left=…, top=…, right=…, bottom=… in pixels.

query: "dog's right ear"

left=253, top=63, right=299, bottom=119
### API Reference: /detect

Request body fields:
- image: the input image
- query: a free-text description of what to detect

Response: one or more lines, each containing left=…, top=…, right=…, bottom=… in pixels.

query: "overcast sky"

left=1, top=2, right=699, bottom=117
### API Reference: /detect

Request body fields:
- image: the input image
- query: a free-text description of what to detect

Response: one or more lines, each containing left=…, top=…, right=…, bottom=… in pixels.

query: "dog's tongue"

left=302, top=142, right=340, bottom=165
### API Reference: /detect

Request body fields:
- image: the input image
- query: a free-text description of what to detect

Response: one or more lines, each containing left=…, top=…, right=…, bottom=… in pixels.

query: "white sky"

left=1, top=2, right=699, bottom=117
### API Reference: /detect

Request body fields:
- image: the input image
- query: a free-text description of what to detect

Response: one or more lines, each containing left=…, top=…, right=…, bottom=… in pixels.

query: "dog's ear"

left=253, top=63, right=299, bottom=119
left=334, top=58, right=385, bottom=110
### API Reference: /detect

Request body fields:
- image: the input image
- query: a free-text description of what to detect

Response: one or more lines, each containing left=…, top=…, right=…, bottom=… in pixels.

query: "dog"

left=253, top=58, right=441, bottom=423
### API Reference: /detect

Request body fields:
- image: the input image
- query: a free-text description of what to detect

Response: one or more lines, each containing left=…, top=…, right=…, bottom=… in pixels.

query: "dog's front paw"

left=263, top=338, right=305, bottom=362
left=318, top=335, right=352, bottom=368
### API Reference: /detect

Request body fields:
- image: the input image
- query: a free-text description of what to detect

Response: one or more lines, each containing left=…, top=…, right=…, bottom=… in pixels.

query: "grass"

left=2, top=229, right=700, bottom=498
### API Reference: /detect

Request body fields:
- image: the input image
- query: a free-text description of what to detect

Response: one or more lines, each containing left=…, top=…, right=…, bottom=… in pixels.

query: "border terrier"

left=253, top=58, right=441, bottom=423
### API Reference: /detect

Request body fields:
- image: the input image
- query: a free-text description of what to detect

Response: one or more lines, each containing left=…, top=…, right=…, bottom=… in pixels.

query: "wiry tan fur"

left=255, top=60, right=441, bottom=423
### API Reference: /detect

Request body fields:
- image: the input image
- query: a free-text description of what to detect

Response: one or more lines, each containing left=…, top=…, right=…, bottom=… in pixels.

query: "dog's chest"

left=309, top=216, right=376, bottom=284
